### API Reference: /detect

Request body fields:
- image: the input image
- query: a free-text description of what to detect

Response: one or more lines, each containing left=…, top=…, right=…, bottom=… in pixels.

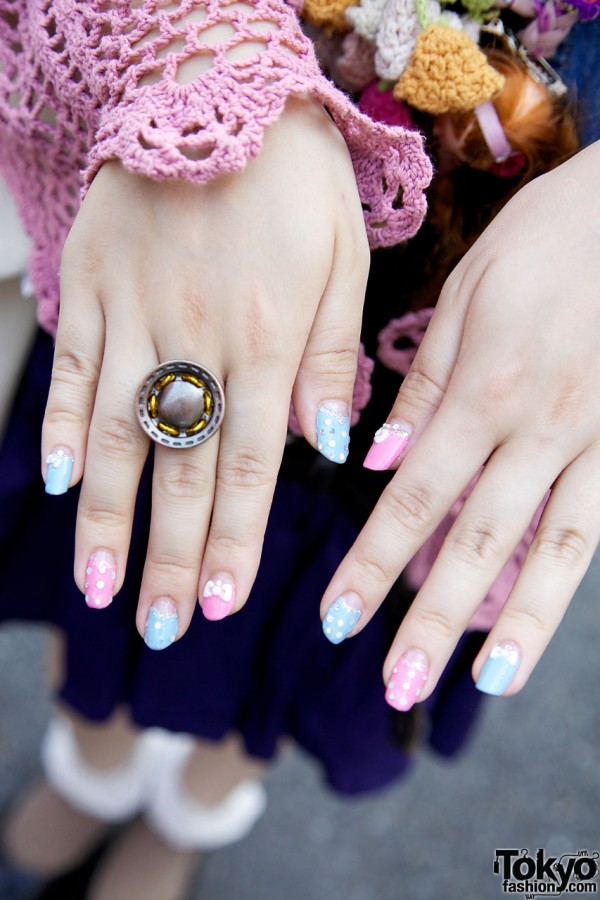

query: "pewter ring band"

left=135, top=361, right=225, bottom=449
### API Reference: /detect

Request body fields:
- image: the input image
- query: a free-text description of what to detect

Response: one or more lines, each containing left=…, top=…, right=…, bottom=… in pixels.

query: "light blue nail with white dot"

left=323, top=596, right=362, bottom=645
left=316, top=406, right=350, bottom=464
left=144, top=605, right=178, bottom=651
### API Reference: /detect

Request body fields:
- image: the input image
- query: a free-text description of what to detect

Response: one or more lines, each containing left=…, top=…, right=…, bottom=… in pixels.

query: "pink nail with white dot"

left=84, top=550, right=117, bottom=609
left=385, top=648, right=429, bottom=712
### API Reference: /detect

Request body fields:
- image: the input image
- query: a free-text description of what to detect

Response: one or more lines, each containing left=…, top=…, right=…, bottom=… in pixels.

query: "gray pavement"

left=1, top=554, right=599, bottom=900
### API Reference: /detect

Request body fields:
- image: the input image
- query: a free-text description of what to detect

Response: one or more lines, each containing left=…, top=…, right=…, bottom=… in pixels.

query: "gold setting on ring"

left=135, top=361, right=225, bottom=448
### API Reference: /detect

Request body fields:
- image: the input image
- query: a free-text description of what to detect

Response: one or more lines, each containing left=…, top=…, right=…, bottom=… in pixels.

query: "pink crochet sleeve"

left=0, top=0, right=430, bottom=335
left=63, top=0, right=431, bottom=248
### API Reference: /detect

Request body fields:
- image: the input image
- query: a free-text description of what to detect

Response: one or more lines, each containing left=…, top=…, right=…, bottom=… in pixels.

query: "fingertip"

left=143, top=598, right=180, bottom=651
left=474, top=640, right=522, bottom=696
left=363, top=422, right=413, bottom=472
left=384, top=647, right=430, bottom=711
left=321, top=592, right=363, bottom=644
left=315, top=401, right=351, bottom=465
left=80, top=548, right=118, bottom=609
left=43, top=445, right=77, bottom=495
left=200, top=572, right=236, bottom=621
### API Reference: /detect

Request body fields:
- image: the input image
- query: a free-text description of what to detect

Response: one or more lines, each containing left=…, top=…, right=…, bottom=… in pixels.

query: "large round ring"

left=136, top=361, right=225, bottom=449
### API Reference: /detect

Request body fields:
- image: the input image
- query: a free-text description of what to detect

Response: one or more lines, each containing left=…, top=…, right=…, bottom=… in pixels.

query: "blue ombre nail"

left=45, top=448, right=74, bottom=495
left=323, top=594, right=362, bottom=644
left=144, top=599, right=179, bottom=650
left=476, top=641, right=521, bottom=695
left=316, top=404, right=350, bottom=464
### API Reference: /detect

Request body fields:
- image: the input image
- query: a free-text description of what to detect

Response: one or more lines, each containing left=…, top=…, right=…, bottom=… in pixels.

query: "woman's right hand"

left=42, top=97, right=371, bottom=644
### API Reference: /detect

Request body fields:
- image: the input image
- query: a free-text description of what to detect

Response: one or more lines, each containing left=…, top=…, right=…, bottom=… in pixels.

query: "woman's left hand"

left=320, top=141, right=600, bottom=705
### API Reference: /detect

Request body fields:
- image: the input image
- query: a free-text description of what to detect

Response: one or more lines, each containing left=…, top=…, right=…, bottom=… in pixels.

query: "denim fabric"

left=553, top=17, right=600, bottom=146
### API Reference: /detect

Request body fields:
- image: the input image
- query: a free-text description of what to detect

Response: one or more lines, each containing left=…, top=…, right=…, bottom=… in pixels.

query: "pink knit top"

left=0, top=0, right=431, bottom=336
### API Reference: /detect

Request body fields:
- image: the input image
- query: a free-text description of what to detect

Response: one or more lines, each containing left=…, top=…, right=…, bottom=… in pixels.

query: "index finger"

left=320, top=401, right=494, bottom=634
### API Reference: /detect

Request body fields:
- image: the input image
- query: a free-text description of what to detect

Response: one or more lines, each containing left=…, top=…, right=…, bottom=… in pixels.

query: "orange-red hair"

left=438, top=48, right=578, bottom=182
left=405, top=47, right=579, bottom=310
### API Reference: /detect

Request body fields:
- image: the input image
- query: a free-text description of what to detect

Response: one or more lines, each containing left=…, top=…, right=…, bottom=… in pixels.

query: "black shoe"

left=0, top=833, right=115, bottom=900
left=36, top=839, right=110, bottom=900
left=0, top=856, right=45, bottom=900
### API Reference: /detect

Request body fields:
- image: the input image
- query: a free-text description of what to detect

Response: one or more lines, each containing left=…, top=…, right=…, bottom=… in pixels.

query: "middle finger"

left=320, top=403, right=496, bottom=633
left=134, top=355, right=223, bottom=647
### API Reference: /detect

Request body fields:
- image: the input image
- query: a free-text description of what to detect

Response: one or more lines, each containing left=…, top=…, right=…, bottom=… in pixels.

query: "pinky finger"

left=41, top=296, right=104, bottom=494
left=473, top=445, right=600, bottom=696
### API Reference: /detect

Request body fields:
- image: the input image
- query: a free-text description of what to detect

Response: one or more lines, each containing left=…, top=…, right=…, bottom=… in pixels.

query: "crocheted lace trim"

left=0, top=0, right=431, bottom=335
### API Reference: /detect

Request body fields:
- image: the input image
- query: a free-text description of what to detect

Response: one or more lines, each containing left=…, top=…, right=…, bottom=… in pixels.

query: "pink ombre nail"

left=364, top=423, right=412, bottom=471
left=385, top=648, right=429, bottom=712
left=84, top=550, right=117, bottom=609
left=202, top=573, right=235, bottom=621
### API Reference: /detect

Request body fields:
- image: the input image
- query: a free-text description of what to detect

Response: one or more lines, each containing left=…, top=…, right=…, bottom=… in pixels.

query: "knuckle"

left=530, top=524, right=591, bottom=567
left=303, top=342, right=358, bottom=380
left=80, top=504, right=130, bottom=533
left=400, top=365, right=446, bottom=414
left=92, top=416, right=146, bottom=458
left=445, top=519, right=505, bottom=568
left=51, top=348, right=99, bottom=392
left=502, top=603, right=554, bottom=639
left=218, top=452, right=275, bottom=491
left=209, top=532, right=259, bottom=558
left=350, top=548, right=397, bottom=590
left=412, top=605, right=456, bottom=642
left=471, top=362, right=526, bottom=414
left=236, top=295, right=279, bottom=362
left=382, top=482, right=436, bottom=535
left=145, top=554, right=199, bottom=582
left=44, top=405, right=88, bottom=432
left=156, top=461, right=210, bottom=501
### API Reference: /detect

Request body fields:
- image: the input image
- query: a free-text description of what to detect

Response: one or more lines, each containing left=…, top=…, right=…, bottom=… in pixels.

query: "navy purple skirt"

left=0, top=271, right=485, bottom=796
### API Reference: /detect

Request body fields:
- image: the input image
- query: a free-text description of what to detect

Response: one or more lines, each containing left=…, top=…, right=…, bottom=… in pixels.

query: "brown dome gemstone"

left=157, top=379, right=205, bottom=429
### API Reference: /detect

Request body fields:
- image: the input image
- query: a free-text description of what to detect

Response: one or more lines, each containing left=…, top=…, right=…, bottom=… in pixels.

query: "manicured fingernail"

left=476, top=641, right=521, bottom=695
left=322, top=593, right=362, bottom=644
left=84, top=550, right=117, bottom=609
left=316, top=402, right=350, bottom=464
left=44, top=447, right=74, bottom=495
left=363, top=422, right=412, bottom=471
left=385, top=648, right=429, bottom=711
left=202, top=573, right=235, bottom=621
left=144, top=598, right=179, bottom=650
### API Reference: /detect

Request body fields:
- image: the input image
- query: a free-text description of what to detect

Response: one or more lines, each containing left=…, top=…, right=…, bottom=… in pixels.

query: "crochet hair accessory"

left=394, top=23, right=505, bottom=113
left=0, top=0, right=431, bottom=337
left=302, top=0, right=359, bottom=32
